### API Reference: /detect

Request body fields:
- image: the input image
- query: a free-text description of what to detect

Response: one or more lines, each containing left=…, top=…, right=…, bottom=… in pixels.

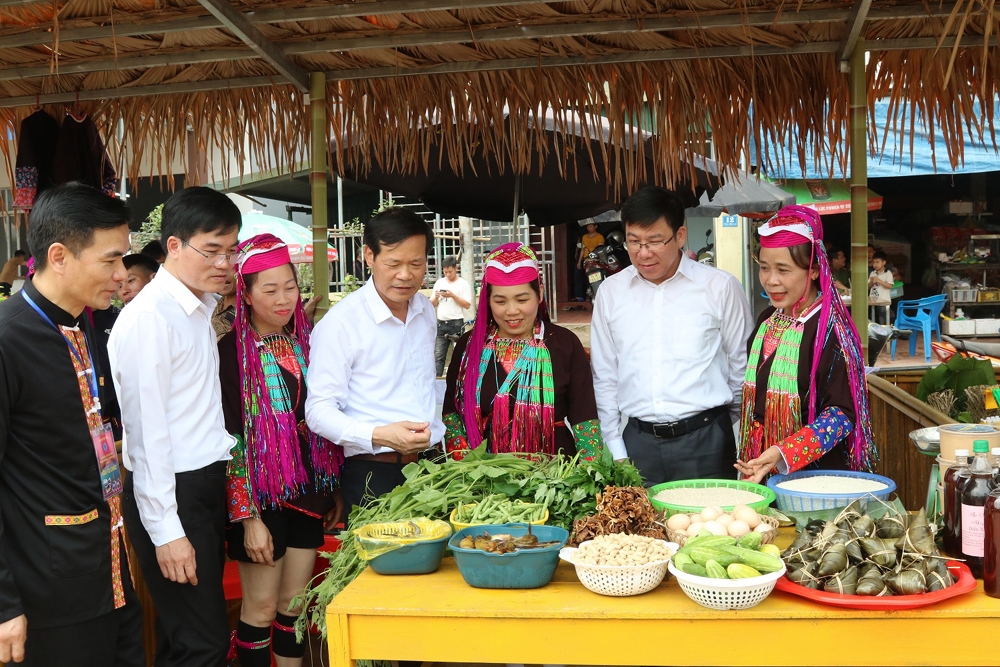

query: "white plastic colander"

left=559, top=540, right=679, bottom=597
left=667, top=561, right=786, bottom=610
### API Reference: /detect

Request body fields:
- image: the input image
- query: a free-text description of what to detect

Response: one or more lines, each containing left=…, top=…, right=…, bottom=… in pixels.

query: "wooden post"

left=310, top=72, right=330, bottom=319
left=849, top=38, right=869, bottom=357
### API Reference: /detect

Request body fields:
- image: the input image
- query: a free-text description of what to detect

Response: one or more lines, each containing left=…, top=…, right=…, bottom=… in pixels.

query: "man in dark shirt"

left=0, top=183, right=141, bottom=666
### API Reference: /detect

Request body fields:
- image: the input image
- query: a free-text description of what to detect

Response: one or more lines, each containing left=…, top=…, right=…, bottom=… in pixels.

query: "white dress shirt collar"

left=627, top=252, right=696, bottom=288
left=154, top=265, right=219, bottom=315
left=361, top=278, right=427, bottom=325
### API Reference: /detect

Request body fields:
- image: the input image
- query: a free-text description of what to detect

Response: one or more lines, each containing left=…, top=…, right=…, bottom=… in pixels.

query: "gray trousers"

left=623, top=411, right=738, bottom=487
left=435, top=318, right=465, bottom=376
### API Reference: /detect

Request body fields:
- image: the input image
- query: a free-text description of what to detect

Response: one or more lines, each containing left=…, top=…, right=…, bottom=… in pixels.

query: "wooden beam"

left=196, top=0, right=309, bottom=92
left=839, top=0, right=873, bottom=71
left=0, top=33, right=993, bottom=107
left=0, top=5, right=965, bottom=51
left=0, top=49, right=248, bottom=82
left=285, top=7, right=958, bottom=55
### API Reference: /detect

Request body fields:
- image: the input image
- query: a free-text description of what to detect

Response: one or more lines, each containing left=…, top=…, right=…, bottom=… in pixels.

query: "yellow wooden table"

left=328, top=555, right=1000, bottom=667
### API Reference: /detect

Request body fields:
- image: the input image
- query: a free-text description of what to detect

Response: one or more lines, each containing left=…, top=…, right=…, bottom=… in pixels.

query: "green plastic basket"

left=648, top=479, right=775, bottom=517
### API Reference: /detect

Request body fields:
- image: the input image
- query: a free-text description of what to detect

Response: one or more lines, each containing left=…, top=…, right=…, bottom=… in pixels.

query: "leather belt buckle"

left=652, top=422, right=678, bottom=439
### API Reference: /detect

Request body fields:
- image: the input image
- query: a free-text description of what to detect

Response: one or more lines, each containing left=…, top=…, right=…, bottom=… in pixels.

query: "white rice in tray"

left=652, top=487, right=764, bottom=506
left=776, top=475, right=887, bottom=494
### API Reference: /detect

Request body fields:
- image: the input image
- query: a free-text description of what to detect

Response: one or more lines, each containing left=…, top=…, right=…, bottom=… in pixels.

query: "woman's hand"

left=243, top=518, right=275, bottom=566
left=734, top=446, right=784, bottom=484
left=303, top=295, right=321, bottom=321
left=324, top=490, right=345, bottom=531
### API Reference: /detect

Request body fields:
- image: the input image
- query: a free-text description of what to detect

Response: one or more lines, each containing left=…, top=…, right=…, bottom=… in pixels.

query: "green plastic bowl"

left=368, top=534, right=450, bottom=575
left=648, top=479, right=775, bottom=517
left=449, top=523, right=569, bottom=589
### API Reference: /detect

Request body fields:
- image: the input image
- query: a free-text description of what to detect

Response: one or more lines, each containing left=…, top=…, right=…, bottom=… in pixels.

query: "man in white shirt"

left=306, top=207, right=444, bottom=511
left=110, top=187, right=241, bottom=667
left=591, top=186, right=753, bottom=485
left=430, top=255, right=473, bottom=376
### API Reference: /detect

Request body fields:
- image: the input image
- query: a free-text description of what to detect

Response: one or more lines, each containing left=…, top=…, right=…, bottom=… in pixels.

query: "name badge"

left=91, top=423, right=123, bottom=500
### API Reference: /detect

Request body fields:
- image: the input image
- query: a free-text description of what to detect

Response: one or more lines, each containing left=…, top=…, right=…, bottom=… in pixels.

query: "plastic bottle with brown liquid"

left=961, top=440, right=997, bottom=578
left=984, top=483, right=1000, bottom=596
left=943, top=449, right=971, bottom=557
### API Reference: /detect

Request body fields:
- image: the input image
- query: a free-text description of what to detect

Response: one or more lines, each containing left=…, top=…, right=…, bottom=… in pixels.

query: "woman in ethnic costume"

left=735, top=206, right=876, bottom=483
left=443, top=242, right=606, bottom=460
left=219, top=233, right=344, bottom=667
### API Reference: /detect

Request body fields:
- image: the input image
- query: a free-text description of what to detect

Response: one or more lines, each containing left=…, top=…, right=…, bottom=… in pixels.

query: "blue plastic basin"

left=449, top=523, right=569, bottom=589
left=368, top=534, right=450, bottom=575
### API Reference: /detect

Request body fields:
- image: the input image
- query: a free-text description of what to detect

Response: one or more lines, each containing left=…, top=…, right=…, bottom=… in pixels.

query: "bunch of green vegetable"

left=453, top=494, right=547, bottom=524
left=295, top=447, right=642, bottom=637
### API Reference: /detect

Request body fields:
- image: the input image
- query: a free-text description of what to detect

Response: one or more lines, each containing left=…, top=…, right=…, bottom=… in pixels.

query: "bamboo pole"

left=849, top=38, right=869, bottom=357
left=310, top=72, right=330, bottom=320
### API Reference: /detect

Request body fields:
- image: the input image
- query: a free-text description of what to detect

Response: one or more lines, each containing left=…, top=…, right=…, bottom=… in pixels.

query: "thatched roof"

left=0, top=0, right=997, bottom=198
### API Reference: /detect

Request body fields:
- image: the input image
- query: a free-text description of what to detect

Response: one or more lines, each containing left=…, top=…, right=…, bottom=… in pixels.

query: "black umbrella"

left=337, top=110, right=716, bottom=226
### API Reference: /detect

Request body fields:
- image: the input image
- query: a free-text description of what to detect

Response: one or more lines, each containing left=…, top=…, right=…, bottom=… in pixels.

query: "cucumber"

left=727, top=563, right=763, bottom=579
left=672, top=553, right=694, bottom=570
left=681, top=562, right=709, bottom=577
left=678, top=535, right=736, bottom=555
left=719, top=545, right=784, bottom=573
left=736, top=532, right=763, bottom=550
left=758, top=544, right=782, bottom=558
left=690, top=547, right=741, bottom=568
left=705, top=559, right=729, bottom=579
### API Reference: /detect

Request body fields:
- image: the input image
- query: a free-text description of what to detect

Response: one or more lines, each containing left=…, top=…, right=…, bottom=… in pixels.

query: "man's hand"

left=243, top=518, right=275, bottom=567
left=734, top=446, right=783, bottom=484
left=0, top=615, right=26, bottom=663
left=372, top=421, right=432, bottom=455
left=324, top=490, right=345, bottom=531
left=155, top=536, right=198, bottom=585
left=303, top=295, right=321, bottom=321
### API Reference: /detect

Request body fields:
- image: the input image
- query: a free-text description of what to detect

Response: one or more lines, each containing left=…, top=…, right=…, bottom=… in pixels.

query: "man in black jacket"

left=0, top=183, right=142, bottom=666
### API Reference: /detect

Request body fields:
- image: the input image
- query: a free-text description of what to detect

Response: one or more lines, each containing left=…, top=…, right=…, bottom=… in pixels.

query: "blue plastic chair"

left=891, top=294, right=948, bottom=363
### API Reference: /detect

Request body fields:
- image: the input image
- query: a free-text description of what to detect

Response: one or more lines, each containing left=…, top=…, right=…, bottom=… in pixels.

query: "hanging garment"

left=14, top=109, right=61, bottom=209
left=53, top=111, right=118, bottom=196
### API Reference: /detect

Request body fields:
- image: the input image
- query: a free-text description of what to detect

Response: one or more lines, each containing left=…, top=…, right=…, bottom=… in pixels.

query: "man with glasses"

left=590, top=186, right=752, bottom=485
left=110, top=187, right=241, bottom=667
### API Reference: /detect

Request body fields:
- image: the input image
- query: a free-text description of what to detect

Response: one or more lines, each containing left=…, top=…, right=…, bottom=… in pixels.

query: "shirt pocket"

left=43, top=508, right=104, bottom=577
left=671, top=312, right=718, bottom=361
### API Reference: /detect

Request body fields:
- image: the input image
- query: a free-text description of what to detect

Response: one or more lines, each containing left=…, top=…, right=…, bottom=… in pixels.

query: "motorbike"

left=584, top=242, right=622, bottom=297
left=695, top=229, right=715, bottom=266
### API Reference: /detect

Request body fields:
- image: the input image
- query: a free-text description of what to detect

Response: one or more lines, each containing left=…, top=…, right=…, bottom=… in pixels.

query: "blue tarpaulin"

left=755, top=98, right=1000, bottom=179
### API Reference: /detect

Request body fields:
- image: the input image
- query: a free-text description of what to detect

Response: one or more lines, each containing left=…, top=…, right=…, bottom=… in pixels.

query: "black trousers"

left=23, top=557, right=145, bottom=667
left=623, top=411, right=737, bottom=487
left=122, top=463, right=229, bottom=667
left=340, top=457, right=410, bottom=512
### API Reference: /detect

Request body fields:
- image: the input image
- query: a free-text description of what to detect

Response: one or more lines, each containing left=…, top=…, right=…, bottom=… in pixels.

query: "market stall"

left=327, top=554, right=994, bottom=667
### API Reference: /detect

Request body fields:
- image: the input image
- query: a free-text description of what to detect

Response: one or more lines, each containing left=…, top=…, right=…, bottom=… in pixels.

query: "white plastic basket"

left=559, top=540, right=679, bottom=597
left=667, top=561, right=786, bottom=610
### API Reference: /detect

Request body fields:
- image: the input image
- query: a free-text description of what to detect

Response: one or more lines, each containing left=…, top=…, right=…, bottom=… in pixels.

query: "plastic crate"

left=980, top=288, right=1000, bottom=302
left=648, top=479, right=775, bottom=517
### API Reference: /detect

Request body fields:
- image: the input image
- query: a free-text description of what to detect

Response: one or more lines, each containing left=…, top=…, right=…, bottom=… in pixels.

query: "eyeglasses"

left=624, top=232, right=676, bottom=253
left=182, top=241, right=237, bottom=266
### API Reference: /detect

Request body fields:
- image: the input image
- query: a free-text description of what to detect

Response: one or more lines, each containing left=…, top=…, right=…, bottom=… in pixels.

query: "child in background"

left=868, top=250, right=893, bottom=324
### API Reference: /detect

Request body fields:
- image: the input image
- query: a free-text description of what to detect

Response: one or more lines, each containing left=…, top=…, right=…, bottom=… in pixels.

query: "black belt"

left=633, top=406, right=730, bottom=440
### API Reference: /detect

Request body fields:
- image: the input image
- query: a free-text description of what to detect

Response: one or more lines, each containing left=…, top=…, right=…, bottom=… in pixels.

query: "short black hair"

left=160, top=187, right=241, bottom=247
left=442, top=256, right=458, bottom=269
left=140, top=239, right=165, bottom=261
left=620, top=186, right=686, bottom=232
left=828, top=246, right=844, bottom=259
left=13, top=249, right=25, bottom=258
left=363, top=207, right=434, bottom=258
left=872, top=250, right=889, bottom=262
left=123, top=253, right=160, bottom=277
left=27, top=183, right=131, bottom=272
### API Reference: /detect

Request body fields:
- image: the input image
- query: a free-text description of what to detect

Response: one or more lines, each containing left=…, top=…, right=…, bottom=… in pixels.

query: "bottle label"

left=963, top=503, right=986, bottom=557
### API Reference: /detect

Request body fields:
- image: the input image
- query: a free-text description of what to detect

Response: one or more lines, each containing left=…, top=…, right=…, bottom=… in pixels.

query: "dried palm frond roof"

left=0, top=0, right=997, bottom=196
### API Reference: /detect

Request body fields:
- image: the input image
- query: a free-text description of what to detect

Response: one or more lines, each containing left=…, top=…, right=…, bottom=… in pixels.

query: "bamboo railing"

left=867, top=372, right=955, bottom=511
